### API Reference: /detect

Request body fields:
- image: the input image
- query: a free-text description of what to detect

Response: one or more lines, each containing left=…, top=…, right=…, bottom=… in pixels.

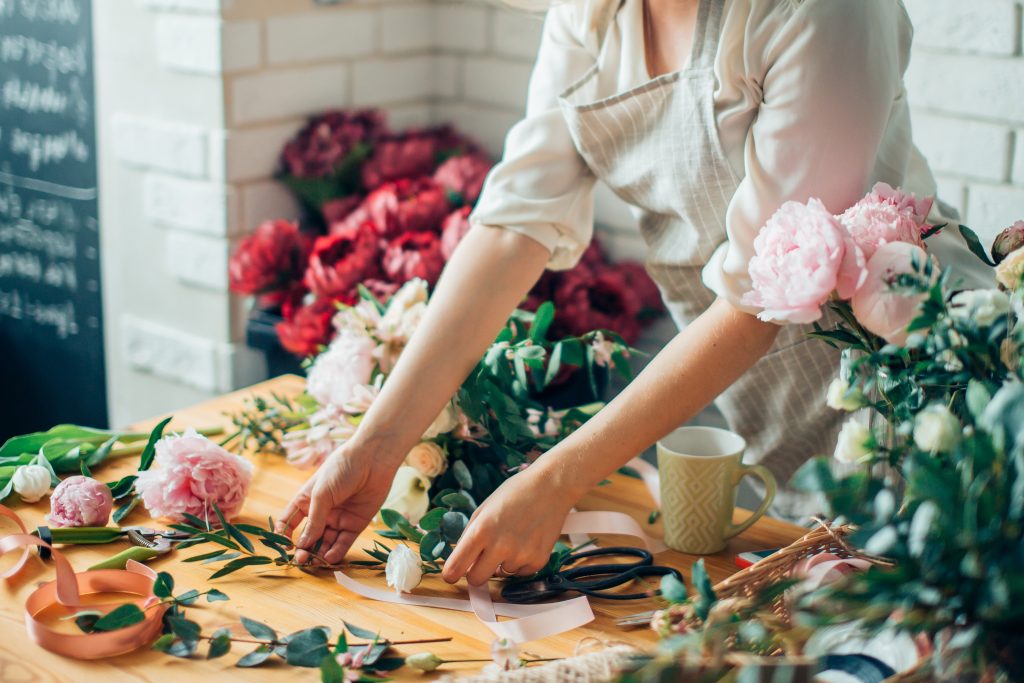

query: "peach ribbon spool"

left=0, top=505, right=168, bottom=659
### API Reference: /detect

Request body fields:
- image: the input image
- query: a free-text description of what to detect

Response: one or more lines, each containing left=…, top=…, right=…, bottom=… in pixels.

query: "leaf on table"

left=174, top=589, right=200, bottom=606
left=153, top=572, right=175, bottom=599
left=236, top=644, right=274, bottom=668
left=184, top=549, right=228, bottom=563
left=240, top=615, right=278, bottom=641
left=212, top=503, right=255, bottom=553
left=343, top=621, right=378, bottom=640
left=167, top=616, right=202, bottom=644
left=207, top=628, right=232, bottom=659
left=284, top=626, right=331, bottom=667
left=206, top=588, right=230, bottom=603
left=209, top=556, right=273, bottom=579
left=91, top=604, right=146, bottom=632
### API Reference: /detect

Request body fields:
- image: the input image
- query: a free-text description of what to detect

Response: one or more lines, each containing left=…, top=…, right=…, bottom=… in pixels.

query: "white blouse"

left=470, top=0, right=986, bottom=315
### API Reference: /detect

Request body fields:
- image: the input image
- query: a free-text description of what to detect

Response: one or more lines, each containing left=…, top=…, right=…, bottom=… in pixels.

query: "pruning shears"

left=32, top=526, right=194, bottom=570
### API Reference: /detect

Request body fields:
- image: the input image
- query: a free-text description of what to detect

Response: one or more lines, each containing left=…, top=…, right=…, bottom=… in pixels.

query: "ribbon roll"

left=0, top=505, right=168, bottom=659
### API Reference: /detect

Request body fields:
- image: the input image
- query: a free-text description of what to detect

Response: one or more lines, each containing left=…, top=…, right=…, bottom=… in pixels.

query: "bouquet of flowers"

left=228, top=109, right=664, bottom=360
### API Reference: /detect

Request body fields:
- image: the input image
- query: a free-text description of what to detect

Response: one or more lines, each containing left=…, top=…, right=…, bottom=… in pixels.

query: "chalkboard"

left=0, top=0, right=107, bottom=440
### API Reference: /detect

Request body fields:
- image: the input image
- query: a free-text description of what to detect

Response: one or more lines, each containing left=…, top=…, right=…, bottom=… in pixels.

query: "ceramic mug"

left=657, top=426, right=777, bottom=554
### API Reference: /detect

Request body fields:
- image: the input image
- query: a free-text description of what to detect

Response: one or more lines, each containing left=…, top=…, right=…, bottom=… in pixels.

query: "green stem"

left=106, top=427, right=224, bottom=459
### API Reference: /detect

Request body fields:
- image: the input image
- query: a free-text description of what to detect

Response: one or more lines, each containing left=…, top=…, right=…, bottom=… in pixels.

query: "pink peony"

left=838, top=183, right=932, bottom=259
left=851, top=241, right=935, bottom=346
left=306, top=330, right=377, bottom=410
left=992, top=220, right=1024, bottom=264
left=48, top=476, right=113, bottom=527
left=440, top=206, right=473, bottom=260
left=433, top=154, right=492, bottom=205
left=382, top=231, right=446, bottom=286
left=135, top=429, right=253, bottom=523
left=743, top=199, right=866, bottom=324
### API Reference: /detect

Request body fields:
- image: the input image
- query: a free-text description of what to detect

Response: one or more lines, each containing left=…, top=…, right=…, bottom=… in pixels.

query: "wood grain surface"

left=0, top=375, right=804, bottom=681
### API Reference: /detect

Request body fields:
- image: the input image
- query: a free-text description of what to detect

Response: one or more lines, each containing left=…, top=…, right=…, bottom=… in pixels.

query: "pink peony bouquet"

left=743, top=183, right=939, bottom=343
left=134, top=429, right=253, bottom=523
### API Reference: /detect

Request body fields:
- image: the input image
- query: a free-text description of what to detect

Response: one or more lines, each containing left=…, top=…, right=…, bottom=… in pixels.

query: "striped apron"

left=559, top=0, right=842, bottom=519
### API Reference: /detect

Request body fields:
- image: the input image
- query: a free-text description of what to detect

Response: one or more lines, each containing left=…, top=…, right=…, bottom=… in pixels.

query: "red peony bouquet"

left=228, top=108, right=665, bottom=358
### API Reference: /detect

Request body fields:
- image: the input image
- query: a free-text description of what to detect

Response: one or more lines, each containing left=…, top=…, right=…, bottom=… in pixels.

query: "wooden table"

left=0, top=375, right=804, bottom=681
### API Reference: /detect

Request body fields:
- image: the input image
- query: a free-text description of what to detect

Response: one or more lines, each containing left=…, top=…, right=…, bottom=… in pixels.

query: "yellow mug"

left=657, top=426, right=777, bottom=555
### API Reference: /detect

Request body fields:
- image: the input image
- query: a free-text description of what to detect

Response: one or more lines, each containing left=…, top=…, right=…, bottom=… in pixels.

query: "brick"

left=266, top=10, right=376, bottom=65
left=111, top=113, right=208, bottom=177
left=156, top=14, right=223, bottom=74
left=222, top=20, right=262, bottom=72
left=913, top=113, right=1012, bottom=182
left=231, top=64, right=348, bottom=125
left=239, top=180, right=301, bottom=234
left=218, top=121, right=301, bottom=183
left=434, top=3, right=488, bottom=53
left=381, top=4, right=435, bottom=53
left=906, top=52, right=1024, bottom=124
left=492, top=8, right=544, bottom=60
left=139, top=0, right=223, bottom=14
left=934, top=175, right=967, bottom=218
left=122, top=315, right=220, bottom=392
left=434, top=55, right=460, bottom=99
left=435, top=103, right=520, bottom=157
left=462, top=57, right=531, bottom=110
left=352, top=56, right=435, bottom=106
left=143, top=173, right=237, bottom=236
left=1014, top=132, right=1024, bottom=184
left=965, top=183, right=1024, bottom=239
left=903, top=0, right=1019, bottom=57
left=165, top=230, right=229, bottom=290
left=385, top=103, right=433, bottom=129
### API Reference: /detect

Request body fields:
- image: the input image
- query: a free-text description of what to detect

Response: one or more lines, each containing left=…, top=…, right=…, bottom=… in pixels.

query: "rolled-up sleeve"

left=703, top=0, right=911, bottom=317
left=470, top=2, right=598, bottom=270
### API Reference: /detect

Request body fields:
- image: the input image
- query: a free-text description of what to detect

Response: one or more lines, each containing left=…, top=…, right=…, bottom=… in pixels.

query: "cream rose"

left=996, top=247, right=1024, bottom=290
left=949, top=289, right=1010, bottom=327
left=834, top=419, right=872, bottom=464
left=405, top=441, right=447, bottom=478
left=826, top=378, right=866, bottom=412
left=385, top=544, right=423, bottom=594
left=913, top=404, right=960, bottom=452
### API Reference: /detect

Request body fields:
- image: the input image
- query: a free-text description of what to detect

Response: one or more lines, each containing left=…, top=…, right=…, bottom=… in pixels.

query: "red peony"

left=228, top=219, right=311, bottom=307
left=440, top=206, right=473, bottom=260
left=304, top=224, right=380, bottom=298
left=321, top=194, right=363, bottom=224
left=553, top=269, right=642, bottom=343
left=382, top=231, right=446, bottom=286
left=275, top=296, right=339, bottom=357
left=364, top=178, right=451, bottom=238
left=615, top=261, right=665, bottom=314
left=280, top=110, right=384, bottom=179
left=433, top=154, right=492, bottom=205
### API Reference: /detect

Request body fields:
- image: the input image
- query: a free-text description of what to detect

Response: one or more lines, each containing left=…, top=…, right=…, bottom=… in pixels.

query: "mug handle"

left=724, top=464, right=777, bottom=540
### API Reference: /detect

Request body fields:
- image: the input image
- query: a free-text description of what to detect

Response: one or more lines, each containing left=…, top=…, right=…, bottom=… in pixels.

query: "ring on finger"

left=496, top=562, right=517, bottom=578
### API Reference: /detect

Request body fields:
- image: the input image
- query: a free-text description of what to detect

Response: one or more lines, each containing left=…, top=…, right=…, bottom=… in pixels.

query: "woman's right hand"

left=276, top=444, right=399, bottom=566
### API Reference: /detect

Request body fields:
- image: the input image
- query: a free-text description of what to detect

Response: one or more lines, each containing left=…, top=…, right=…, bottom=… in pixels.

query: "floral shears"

left=32, top=525, right=194, bottom=569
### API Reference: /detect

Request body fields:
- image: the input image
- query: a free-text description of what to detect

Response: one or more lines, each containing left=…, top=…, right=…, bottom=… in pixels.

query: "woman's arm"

left=442, top=299, right=779, bottom=584
left=279, top=226, right=550, bottom=564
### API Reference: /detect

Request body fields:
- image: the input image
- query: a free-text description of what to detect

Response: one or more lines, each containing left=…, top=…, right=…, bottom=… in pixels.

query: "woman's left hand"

left=441, top=466, right=576, bottom=586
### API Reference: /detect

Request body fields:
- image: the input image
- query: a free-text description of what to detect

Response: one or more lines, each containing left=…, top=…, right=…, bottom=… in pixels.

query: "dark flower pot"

left=246, top=309, right=305, bottom=378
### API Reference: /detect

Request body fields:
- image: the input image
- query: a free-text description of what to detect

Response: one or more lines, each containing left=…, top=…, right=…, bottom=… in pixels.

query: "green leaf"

left=966, top=380, right=993, bottom=420
left=419, top=530, right=442, bottom=562
left=212, top=503, right=255, bottom=553
left=209, top=555, right=273, bottom=580
left=659, top=573, right=687, bottom=603
left=343, top=621, right=378, bottom=640
left=208, top=628, right=232, bottom=659
left=79, top=457, right=91, bottom=477
left=285, top=627, right=331, bottom=667
left=196, top=532, right=242, bottom=551
left=204, top=552, right=241, bottom=565
left=452, top=460, right=473, bottom=490
left=529, top=302, right=555, bottom=342
left=184, top=549, right=228, bottom=563
left=182, top=511, right=212, bottom=530
left=71, top=610, right=102, bottom=633
left=106, top=474, right=138, bottom=500
left=153, top=572, right=174, bottom=599
left=112, top=496, right=140, bottom=524
left=206, top=588, right=230, bottom=603
left=240, top=615, right=278, bottom=641
left=440, top=491, right=476, bottom=512
left=152, top=633, right=176, bottom=652
left=236, top=644, right=274, bottom=667
left=0, top=424, right=118, bottom=460
left=167, top=616, right=202, bottom=643
left=321, top=652, right=346, bottom=683
left=174, top=589, right=200, bottom=606
left=333, top=630, right=348, bottom=655
left=417, top=507, right=446, bottom=531
left=789, top=457, right=836, bottom=494
left=692, top=559, right=717, bottom=621
left=138, top=417, right=172, bottom=472
left=544, top=343, right=563, bottom=387
left=440, top=510, right=469, bottom=543
left=959, top=224, right=997, bottom=266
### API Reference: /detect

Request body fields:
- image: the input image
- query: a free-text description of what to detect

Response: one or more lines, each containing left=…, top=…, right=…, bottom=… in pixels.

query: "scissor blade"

left=614, top=610, right=657, bottom=628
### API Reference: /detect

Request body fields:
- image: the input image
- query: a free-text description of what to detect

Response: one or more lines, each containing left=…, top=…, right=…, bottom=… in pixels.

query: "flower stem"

left=196, top=634, right=453, bottom=647
left=106, top=427, right=225, bottom=459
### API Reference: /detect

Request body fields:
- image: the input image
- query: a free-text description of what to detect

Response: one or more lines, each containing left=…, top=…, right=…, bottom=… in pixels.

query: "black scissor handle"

left=562, top=546, right=653, bottom=571
left=571, top=565, right=683, bottom=600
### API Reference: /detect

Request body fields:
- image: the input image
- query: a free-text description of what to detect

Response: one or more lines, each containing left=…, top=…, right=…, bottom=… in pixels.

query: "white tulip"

left=377, top=466, right=431, bottom=525
left=913, top=404, right=960, bottom=452
left=826, top=378, right=866, bottom=412
left=834, top=420, right=872, bottom=464
left=12, top=465, right=51, bottom=503
left=949, top=289, right=1010, bottom=327
left=385, top=544, right=423, bottom=594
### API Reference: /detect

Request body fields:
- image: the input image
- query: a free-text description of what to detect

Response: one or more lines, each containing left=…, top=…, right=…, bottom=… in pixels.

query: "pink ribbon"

left=792, top=552, right=872, bottom=591
left=0, top=505, right=168, bottom=659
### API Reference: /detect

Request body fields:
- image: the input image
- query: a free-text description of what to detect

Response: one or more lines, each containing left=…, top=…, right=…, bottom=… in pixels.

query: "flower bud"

left=826, top=378, right=866, bottom=412
left=913, top=404, right=960, bottom=452
left=405, top=652, right=444, bottom=672
left=12, top=465, right=51, bottom=503
left=991, top=220, right=1024, bottom=264
left=490, top=638, right=521, bottom=670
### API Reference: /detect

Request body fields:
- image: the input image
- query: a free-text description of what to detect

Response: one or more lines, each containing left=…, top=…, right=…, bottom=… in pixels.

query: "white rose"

left=385, top=544, right=423, bottom=594
left=826, top=378, right=866, bottom=412
left=12, top=465, right=51, bottom=503
left=378, top=466, right=431, bottom=525
left=949, top=289, right=1010, bottom=327
left=996, top=247, right=1024, bottom=290
left=913, top=404, right=960, bottom=452
left=405, top=442, right=448, bottom=478
left=834, top=420, right=872, bottom=464
left=422, top=400, right=460, bottom=439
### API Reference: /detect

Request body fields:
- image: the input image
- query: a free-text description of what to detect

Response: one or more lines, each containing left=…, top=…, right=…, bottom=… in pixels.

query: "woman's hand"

left=276, top=444, right=399, bottom=565
left=441, top=466, right=577, bottom=586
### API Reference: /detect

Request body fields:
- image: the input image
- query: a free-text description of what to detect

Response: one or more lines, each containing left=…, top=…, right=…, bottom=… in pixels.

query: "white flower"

left=306, top=331, right=376, bottom=410
left=405, top=652, right=443, bottom=672
left=949, top=289, right=1010, bottom=327
left=422, top=400, right=461, bottom=439
left=385, top=544, right=423, bottom=594
left=913, top=404, right=960, bottom=452
left=405, top=441, right=448, bottom=478
left=378, top=466, right=431, bottom=525
left=341, top=376, right=383, bottom=415
left=834, top=419, right=872, bottom=463
left=12, top=465, right=51, bottom=502
left=826, top=378, right=866, bottom=412
left=526, top=407, right=565, bottom=438
left=490, top=638, right=521, bottom=670
left=936, top=349, right=964, bottom=373
left=590, top=332, right=615, bottom=367
left=996, top=247, right=1024, bottom=290
left=282, top=406, right=357, bottom=470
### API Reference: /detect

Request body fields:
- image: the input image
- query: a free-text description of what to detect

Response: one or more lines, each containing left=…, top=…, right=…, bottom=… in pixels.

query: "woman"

left=278, top=0, right=987, bottom=585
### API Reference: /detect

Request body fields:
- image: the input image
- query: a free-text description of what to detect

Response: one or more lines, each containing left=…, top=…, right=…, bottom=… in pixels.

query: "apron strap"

left=691, top=0, right=726, bottom=70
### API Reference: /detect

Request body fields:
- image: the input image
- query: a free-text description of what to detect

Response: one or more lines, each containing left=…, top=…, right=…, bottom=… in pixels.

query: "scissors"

left=500, top=547, right=683, bottom=603
left=33, top=526, right=194, bottom=569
